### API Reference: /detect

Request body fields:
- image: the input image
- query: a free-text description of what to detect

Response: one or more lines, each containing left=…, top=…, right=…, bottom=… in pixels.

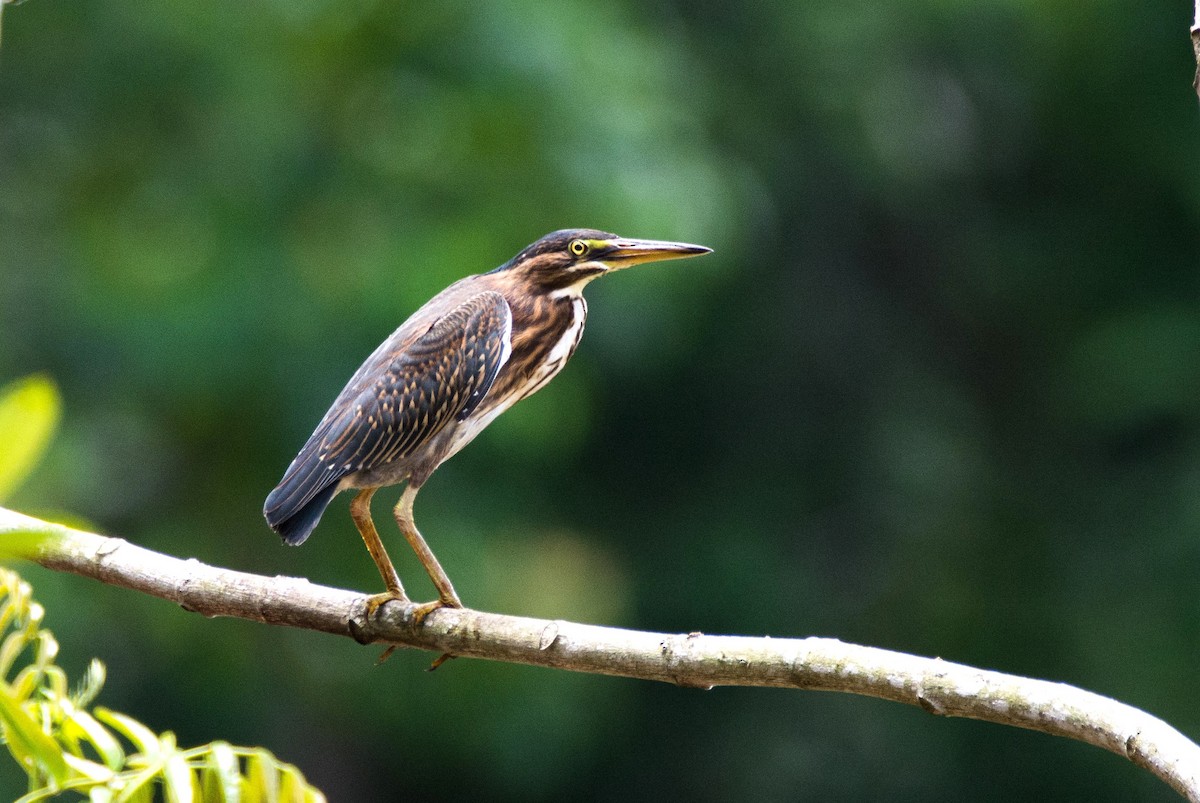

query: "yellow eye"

left=569, top=240, right=589, bottom=257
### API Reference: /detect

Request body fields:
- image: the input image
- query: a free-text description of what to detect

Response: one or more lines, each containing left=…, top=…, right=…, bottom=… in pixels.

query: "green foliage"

left=0, top=374, right=65, bottom=562
left=0, top=375, right=60, bottom=503
left=0, top=376, right=324, bottom=800
left=0, top=566, right=327, bottom=802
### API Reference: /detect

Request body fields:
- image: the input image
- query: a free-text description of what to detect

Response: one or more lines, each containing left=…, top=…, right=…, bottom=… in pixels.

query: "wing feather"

left=264, top=291, right=512, bottom=540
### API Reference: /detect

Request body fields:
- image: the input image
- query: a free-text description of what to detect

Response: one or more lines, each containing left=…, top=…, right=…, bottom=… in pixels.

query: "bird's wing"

left=265, top=291, right=512, bottom=523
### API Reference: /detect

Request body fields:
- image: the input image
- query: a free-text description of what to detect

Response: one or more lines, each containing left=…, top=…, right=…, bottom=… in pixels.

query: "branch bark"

left=2, top=507, right=1198, bottom=800
left=1193, top=0, right=1200, bottom=98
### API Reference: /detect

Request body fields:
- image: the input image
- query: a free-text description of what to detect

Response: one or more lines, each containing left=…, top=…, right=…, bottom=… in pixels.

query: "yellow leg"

left=395, top=484, right=463, bottom=609
left=350, top=488, right=409, bottom=617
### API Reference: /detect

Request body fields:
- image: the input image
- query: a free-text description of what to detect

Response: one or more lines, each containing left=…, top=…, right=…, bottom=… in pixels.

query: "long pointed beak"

left=599, top=237, right=712, bottom=270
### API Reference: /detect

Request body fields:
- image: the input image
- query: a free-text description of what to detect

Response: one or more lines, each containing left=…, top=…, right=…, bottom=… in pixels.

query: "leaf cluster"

left=0, top=375, right=326, bottom=801
left=0, top=566, right=326, bottom=803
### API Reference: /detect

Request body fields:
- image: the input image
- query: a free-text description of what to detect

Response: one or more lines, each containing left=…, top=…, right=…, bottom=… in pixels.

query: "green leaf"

left=0, top=682, right=70, bottom=784
left=0, top=374, right=62, bottom=502
left=11, top=631, right=61, bottom=701
left=61, top=751, right=115, bottom=782
left=88, top=786, right=115, bottom=803
left=278, top=765, right=306, bottom=803
left=121, top=782, right=154, bottom=803
left=244, top=750, right=278, bottom=803
left=61, top=704, right=125, bottom=770
left=114, top=761, right=162, bottom=802
left=200, top=741, right=240, bottom=803
left=73, top=659, right=107, bottom=709
left=0, top=628, right=30, bottom=679
left=95, top=708, right=162, bottom=758
left=161, top=743, right=196, bottom=803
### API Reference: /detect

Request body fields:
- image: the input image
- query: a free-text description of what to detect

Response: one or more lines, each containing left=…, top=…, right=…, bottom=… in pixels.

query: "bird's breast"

left=508, top=293, right=588, bottom=401
left=437, top=293, right=587, bottom=464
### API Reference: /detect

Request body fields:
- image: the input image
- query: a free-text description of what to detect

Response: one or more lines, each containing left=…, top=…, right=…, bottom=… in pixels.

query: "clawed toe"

left=409, top=596, right=462, bottom=627
left=365, top=589, right=409, bottom=619
left=364, top=591, right=461, bottom=669
left=365, top=590, right=462, bottom=627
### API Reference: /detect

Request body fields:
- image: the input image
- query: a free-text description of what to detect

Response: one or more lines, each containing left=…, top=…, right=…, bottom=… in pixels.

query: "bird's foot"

left=363, top=592, right=461, bottom=668
left=364, top=589, right=410, bottom=620
left=363, top=590, right=460, bottom=627
left=409, top=594, right=462, bottom=628
left=412, top=596, right=463, bottom=671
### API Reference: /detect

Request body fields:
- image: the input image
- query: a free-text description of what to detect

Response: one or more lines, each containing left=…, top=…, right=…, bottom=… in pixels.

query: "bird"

left=264, top=229, right=711, bottom=619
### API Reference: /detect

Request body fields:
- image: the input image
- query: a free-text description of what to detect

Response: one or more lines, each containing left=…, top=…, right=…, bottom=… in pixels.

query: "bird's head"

left=494, top=229, right=711, bottom=293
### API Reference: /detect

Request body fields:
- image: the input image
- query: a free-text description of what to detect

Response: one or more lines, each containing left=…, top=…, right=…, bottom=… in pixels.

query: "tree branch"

left=1193, top=0, right=1200, bottom=98
left=2, top=507, right=1198, bottom=800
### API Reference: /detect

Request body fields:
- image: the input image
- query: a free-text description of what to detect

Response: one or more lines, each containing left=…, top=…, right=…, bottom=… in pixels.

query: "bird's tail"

left=264, top=475, right=340, bottom=546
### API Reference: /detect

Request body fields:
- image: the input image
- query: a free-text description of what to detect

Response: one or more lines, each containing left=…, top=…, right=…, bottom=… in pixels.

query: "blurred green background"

left=2, top=0, right=1199, bottom=799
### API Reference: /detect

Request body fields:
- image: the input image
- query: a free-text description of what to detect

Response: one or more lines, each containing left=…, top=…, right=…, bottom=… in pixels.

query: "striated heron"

left=264, top=229, right=711, bottom=618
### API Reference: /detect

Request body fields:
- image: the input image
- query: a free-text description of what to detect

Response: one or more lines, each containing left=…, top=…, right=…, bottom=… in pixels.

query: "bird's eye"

left=569, top=240, right=589, bottom=257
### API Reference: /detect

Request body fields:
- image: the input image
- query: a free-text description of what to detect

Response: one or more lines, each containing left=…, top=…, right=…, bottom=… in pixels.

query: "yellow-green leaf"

left=162, top=747, right=196, bottom=803
left=278, top=765, right=307, bottom=803
left=73, top=659, right=107, bottom=708
left=0, top=683, right=70, bottom=783
left=88, top=785, right=116, bottom=803
left=121, top=781, right=155, bottom=803
left=0, top=628, right=30, bottom=679
left=95, top=708, right=162, bottom=758
left=243, top=750, right=278, bottom=803
left=124, top=782, right=155, bottom=803
left=62, top=704, right=125, bottom=770
left=0, top=374, right=62, bottom=502
left=200, top=741, right=240, bottom=803
left=114, top=762, right=163, bottom=802
left=62, top=751, right=116, bottom=782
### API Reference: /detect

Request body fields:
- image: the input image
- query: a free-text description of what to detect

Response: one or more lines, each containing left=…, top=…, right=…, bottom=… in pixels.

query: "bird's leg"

left=395, top=484, right=463, bottom=623
left=350, top=488, right=410, bottom=618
